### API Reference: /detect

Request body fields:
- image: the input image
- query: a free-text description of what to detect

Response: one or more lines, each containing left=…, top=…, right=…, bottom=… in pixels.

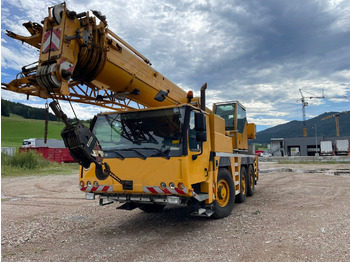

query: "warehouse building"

left=270, top=136, right=350, bottom=156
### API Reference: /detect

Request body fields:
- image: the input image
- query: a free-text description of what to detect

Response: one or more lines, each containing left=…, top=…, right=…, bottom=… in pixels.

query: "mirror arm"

left=192, top=142, right=204, bottom=160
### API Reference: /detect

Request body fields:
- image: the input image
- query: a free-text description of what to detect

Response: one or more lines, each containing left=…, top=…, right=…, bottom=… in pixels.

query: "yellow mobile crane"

left=2, top=3, right=258, bottom=218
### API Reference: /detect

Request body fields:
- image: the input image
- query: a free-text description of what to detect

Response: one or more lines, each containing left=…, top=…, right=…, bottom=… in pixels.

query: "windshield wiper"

left=137, top=147, right=170, bottom=160
left=123, top=148, right=147, bottom=160
left=104, top=149, right=126, bottom=160
left=153, top=148, right=170, bottom=159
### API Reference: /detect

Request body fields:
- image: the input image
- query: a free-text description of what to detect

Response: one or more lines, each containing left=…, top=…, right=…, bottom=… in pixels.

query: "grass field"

left=1, top=114, right=66, bottom=148
left=1, top=114, right=81, bottom=176
left=1, top=151, right=80, bottom=177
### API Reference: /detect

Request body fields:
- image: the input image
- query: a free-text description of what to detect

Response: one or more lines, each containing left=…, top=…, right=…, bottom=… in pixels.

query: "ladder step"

left=198, top=208, right=206, bottom=215
left=194, top=193, right=209, bottom=202
left=191, top=208, right=215, bottom=217
left=205, top=209, right=214, bottom=216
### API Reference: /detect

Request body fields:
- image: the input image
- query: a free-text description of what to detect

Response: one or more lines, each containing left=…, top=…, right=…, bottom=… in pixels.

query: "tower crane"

left=298, top=89, right=348, bottom=137
left=321, top=111, right=347, bottom=137
left=298, top=89, right=308, bottom=137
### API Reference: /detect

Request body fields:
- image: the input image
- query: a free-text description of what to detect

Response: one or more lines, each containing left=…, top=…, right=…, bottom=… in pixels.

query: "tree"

left=1, top=100, right=10, bottom=117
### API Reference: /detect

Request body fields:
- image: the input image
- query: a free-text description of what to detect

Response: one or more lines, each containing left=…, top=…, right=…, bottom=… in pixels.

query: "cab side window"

left=237, top=106, right=247, bottom=133
left=214, top=104, right=235, bottom=131
left=189, top=111, right=201, bottom=151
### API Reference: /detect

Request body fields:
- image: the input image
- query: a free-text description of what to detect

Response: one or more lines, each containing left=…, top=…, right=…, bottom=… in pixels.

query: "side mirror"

left=154, top=90, right=169, bottom=102
left=196, top=131, right=207, bottom=142
left=90, top=115, right=97, bottom=131
left=194, top=112, right=206, bottom=131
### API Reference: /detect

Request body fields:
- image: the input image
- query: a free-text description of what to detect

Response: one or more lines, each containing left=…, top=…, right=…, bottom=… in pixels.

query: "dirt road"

left=2, top=162, right=350, bottom=261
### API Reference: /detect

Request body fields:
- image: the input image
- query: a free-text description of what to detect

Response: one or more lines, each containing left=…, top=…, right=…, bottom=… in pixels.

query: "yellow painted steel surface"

left=96, top=48, right=188, bottom=107
left=82, top=153, right=210, bottom=196
left=247, top=123, right=257, bottom=140
left=209, top=114, right=233, bottom=153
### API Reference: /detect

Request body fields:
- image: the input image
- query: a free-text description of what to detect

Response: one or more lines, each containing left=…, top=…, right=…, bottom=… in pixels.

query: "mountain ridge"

left=255, top=111, right=350, bottom=143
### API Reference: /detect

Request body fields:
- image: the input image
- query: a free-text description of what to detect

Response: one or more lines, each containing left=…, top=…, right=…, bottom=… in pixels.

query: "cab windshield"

left=93, top=107, right=186, bottom=159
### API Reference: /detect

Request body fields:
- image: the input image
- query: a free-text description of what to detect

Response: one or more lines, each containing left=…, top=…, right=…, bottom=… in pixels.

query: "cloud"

left=1, top=90, right=29, bottom=101
left=249, top=117, right=288, bottom=127
left=1, top=0, right=350, bottom=131
left=1, top=44, right=38, bottom=71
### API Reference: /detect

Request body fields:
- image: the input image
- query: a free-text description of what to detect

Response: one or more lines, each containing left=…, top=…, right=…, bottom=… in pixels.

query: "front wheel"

left=213, top=168, right=235, bottom=219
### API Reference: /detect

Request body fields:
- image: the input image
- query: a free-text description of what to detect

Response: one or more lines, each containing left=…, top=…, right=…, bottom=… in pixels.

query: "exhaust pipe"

left=200, top=82, right=207, bottom=111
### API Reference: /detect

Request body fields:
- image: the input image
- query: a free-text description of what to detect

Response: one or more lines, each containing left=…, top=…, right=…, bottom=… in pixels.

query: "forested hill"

left=2, top=99, right=349, bottom=144
left=1, top=99, right=58, bottom=121
left=255, top=111, right=350, bottom=143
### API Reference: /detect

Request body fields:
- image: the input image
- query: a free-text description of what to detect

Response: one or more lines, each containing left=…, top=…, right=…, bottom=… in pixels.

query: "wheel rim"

left=217, top=179, right=230, bottom=207
left=249, top=169, right=254, bottom=189
left=241, top=173, right=246, bottom=195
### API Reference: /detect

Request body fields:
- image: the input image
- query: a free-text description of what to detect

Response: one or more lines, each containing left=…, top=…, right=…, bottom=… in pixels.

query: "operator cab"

left=213, top=101, right=247, bottom=133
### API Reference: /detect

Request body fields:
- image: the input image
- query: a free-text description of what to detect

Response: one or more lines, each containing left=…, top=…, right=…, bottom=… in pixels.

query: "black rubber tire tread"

left=247, top=165, right=255, bottom=197
left=235, top=166, right=247, bottom=203
left=213, top=168, right=235, bottom=219
left=138, top=204, right=165, bottom=213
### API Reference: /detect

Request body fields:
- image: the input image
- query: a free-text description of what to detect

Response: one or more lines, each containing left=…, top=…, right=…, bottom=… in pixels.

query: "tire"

left=213, top=168, right=235, bottom=219
left=235, top=166, right=247, bottom=203
left=138, top=204, right=165, bottom=213
left=247, top=165, right=255, bottom=197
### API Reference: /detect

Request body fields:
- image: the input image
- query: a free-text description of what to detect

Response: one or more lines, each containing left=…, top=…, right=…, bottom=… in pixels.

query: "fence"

left=1, top=147, right=16, bottom=156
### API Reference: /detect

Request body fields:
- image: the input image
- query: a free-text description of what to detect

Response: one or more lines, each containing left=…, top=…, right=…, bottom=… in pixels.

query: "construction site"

left=1, top=2, right=350, bottom=262
left=259, top=89, right=350, bottom=157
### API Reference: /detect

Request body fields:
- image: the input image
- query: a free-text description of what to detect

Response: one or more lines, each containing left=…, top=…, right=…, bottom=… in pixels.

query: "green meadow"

left=1, top=114, right=65, bottom=148
left=1, top=114, right=80, bottom=176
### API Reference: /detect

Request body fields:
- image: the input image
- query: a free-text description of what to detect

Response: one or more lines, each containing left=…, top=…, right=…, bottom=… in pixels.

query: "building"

left=270, top=136, right=350, bottom=156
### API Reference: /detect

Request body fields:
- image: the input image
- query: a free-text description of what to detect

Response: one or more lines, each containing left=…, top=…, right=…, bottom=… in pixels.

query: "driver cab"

left=213, top=101, right=254, bottom=151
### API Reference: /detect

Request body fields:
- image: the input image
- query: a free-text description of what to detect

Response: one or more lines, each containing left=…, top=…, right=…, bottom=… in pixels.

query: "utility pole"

left=315, top=124, right=319, bottom=156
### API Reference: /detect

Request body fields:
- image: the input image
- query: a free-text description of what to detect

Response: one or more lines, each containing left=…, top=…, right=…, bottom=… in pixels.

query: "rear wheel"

left=213, top=168, right=235, bottom=219
left=247, top=165, right=255, bottom=196
left=138, top=204, right=165, bottom=213
left=235, top=166, right=247, bottom=203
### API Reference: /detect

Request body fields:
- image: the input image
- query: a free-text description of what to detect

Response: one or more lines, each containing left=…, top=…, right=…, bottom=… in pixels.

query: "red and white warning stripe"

left=80, top=185, right=113, bottom=192
left=213, top=184, right=216, bottom=200
left=143, top=186, right=187, bottom=195
left=42, top=28, right=61, bottom=54
left=60, top=59, right=74, bottom=73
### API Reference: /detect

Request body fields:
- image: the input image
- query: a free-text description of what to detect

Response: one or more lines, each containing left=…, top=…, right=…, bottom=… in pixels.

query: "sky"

left=1, top=0, right=350, bottom=132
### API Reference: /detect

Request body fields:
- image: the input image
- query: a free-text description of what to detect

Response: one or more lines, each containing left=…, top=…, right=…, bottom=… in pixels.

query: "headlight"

left=169, top=182, right=175, bottom=189
left=160, top=182, right=166, bottom=189
left=87, top=181, right=92, bottom=187
left=178, top=182, right=184, bottom=190
left=93, top=181, right=99, bottom=187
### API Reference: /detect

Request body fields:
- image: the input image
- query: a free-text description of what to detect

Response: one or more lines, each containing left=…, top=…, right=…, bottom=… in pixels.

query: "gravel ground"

left=1, top=162, right=350, bottom=262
